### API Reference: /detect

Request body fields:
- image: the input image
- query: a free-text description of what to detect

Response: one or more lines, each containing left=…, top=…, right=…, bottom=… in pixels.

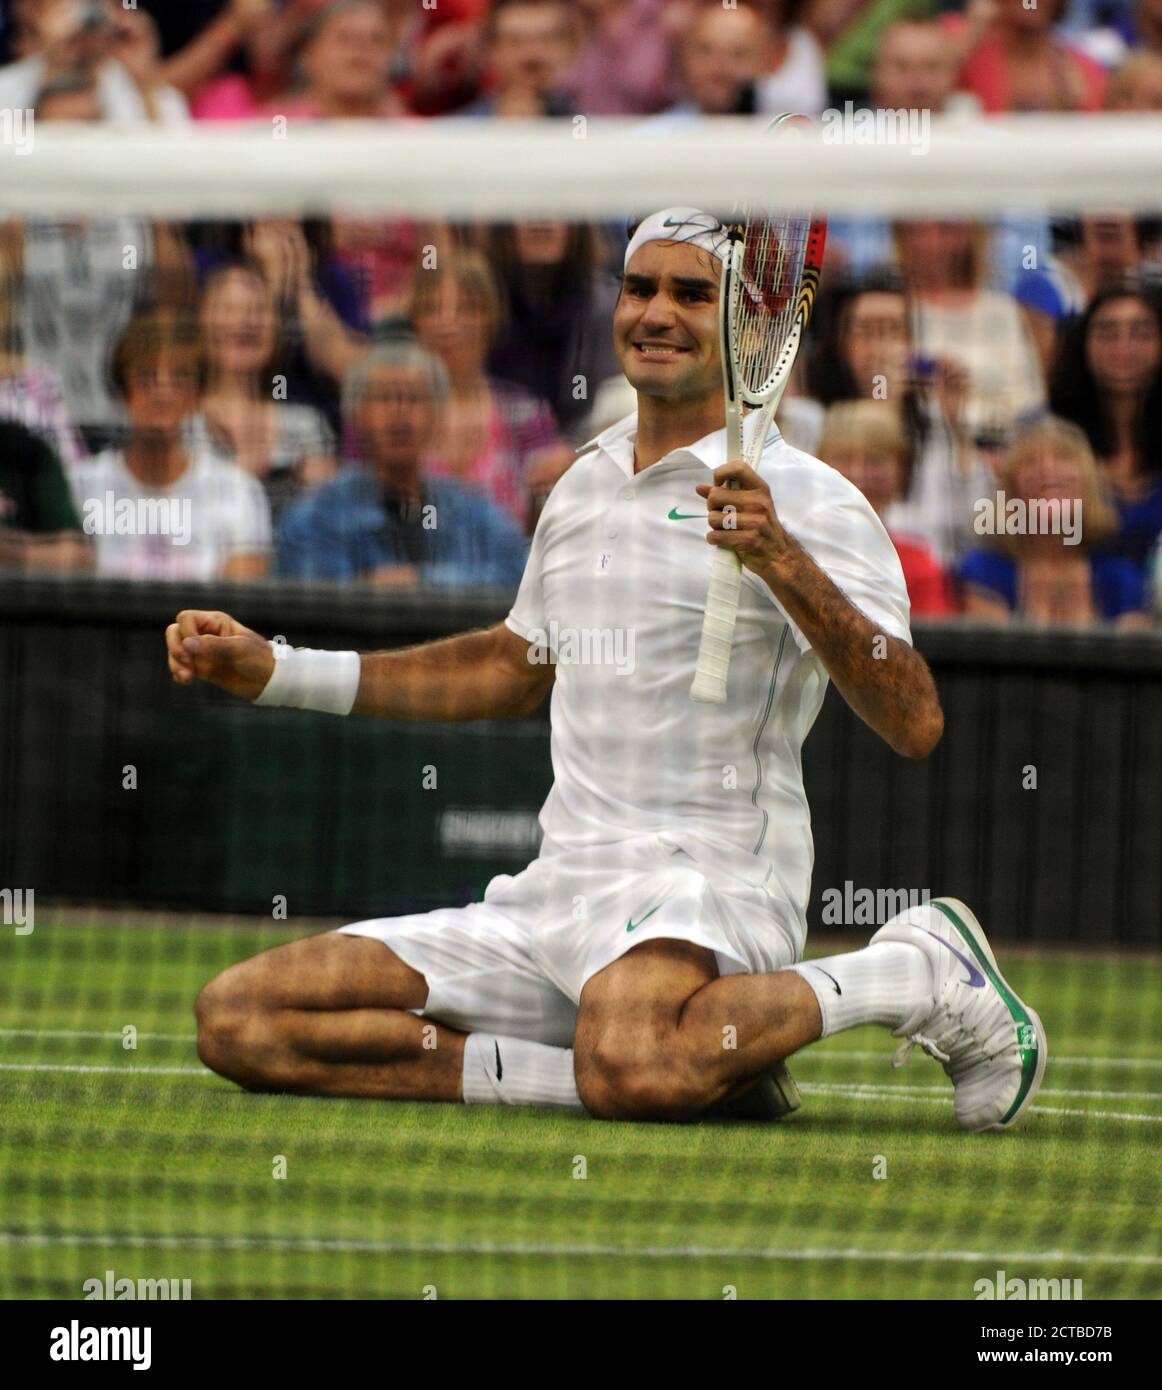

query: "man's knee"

left=195, top=961, right=285, bottom=1091
left=574, top=1028, right=710, bottom=1121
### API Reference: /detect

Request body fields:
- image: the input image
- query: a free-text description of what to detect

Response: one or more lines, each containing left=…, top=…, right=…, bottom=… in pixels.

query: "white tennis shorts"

left=337, top=834, right=803, bottom=1046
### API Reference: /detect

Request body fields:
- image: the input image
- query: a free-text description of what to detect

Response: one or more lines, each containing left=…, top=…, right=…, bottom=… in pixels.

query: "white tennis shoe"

left=871, top=897, right=1047, bottom=1133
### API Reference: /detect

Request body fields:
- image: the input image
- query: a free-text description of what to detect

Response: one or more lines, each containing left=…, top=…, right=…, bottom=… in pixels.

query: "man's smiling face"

left=614, top=240, right=723, bottom=403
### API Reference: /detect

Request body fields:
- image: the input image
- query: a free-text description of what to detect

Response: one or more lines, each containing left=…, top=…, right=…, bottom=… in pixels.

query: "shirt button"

left=607, top=527, right=619, bottom=539
left=620, top=487, right=634, bottom=501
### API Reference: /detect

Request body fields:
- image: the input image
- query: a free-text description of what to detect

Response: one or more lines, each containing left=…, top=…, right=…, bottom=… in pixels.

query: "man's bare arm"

left=758, top=535, right=944, bottom=759
left=166, top=612, right=553, bottom=721
left=697, top=460, right=944, bottom=760
left=353, top=623, right=554, bottom=720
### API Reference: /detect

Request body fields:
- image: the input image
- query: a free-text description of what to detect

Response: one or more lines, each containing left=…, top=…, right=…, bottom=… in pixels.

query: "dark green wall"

left=2, top=576, right=1160, bottom=942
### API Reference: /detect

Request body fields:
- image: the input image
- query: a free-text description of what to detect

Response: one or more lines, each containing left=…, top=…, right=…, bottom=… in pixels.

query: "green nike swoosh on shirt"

left=667, top=507, right=703, bottom=520
left=627, top=902, right=668, bottom=932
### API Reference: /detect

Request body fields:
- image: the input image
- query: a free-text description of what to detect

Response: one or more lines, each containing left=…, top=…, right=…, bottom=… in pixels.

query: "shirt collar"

left=589, top=409, right=784, bottom=479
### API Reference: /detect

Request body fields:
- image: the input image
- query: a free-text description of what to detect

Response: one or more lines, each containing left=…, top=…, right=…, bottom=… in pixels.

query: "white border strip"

left=2, top=117, right=1162, bottom=217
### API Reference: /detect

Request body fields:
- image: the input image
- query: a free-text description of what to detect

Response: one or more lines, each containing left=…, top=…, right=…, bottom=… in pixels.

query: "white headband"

left=623, top=207, right=731, bottom=272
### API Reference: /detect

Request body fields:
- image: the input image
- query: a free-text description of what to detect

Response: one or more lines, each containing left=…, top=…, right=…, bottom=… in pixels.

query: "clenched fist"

left=165, top=609, right=275, bottom=701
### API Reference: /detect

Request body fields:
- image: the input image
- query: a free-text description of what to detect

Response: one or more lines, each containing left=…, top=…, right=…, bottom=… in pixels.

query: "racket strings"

left=732, top=216, right=809, bottom=397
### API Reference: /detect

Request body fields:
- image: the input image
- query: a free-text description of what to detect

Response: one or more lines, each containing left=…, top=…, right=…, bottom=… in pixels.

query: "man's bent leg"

left=575, top=900, right=1045, bottom=1132
left=197, top=928, right=584, bottom=1111
left=196, top=933, right=467, bottom=1100
left=574, top=939, right=823, bottom=1121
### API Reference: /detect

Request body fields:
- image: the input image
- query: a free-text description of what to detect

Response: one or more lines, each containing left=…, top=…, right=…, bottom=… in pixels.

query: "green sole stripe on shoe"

left=932, top=899, right=1041, bottom=1126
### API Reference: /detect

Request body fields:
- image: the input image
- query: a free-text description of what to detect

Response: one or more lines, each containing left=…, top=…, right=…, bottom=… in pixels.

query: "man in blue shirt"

left=276, top=343, right=528, bottom=588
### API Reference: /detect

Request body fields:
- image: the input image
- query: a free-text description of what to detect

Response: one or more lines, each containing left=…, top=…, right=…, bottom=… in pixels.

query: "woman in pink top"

left=192, top=0, right=412, bottom=120
left=942, top=0, right=1108, bottom=113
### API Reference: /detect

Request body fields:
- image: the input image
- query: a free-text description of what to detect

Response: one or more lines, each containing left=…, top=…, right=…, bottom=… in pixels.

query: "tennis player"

left=169, top=209, right=1046, bottom=1131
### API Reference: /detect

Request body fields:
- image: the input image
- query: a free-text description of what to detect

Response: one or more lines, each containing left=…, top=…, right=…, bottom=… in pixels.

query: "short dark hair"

left=110, top=310, right=207, bottom=400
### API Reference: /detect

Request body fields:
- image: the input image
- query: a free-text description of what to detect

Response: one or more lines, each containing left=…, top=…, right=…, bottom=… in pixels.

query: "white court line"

left=812, top=1048, right=1162, bottom=1071
left=0, top=1029, right=194, bottom=1042
left=2, top=1029, right=1158, bottom=1072
left=803, top=1079, right=1162, bottom=1104
left=3, top=1062, right=1160, bottom=1123
left=0, top=1063, right=209, bottom=1076
left=1039, top=1086, right=1162, bottom=1102
left=1026, top=1104, right=1162, bottom=1124
left=0, top=1230, right=1157, bottom=1267
left=799, top=1083, right=1162, bottom=1124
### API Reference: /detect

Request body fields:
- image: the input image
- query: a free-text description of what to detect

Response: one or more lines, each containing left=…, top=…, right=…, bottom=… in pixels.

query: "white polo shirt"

left=506, top=409, right=911, bottom=929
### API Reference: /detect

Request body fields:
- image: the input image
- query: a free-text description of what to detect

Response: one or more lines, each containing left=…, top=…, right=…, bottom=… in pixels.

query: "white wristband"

left=253, top=643, right=361, bottom=716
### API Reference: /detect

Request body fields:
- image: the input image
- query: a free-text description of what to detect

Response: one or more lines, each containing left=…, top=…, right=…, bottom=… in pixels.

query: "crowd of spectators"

left=1, top=0, right=1161, bottom=628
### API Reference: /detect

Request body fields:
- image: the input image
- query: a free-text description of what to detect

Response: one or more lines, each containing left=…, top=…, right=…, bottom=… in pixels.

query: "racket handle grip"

left=690, top=546, right=743, bottom=704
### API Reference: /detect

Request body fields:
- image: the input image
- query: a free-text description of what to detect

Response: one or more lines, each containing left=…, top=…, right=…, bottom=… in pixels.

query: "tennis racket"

left=689, top=121, right=826, bottom=704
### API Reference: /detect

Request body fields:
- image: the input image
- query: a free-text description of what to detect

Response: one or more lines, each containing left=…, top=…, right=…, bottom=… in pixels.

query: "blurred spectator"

left=33, top=68, right=102, bottom=120
left=241, top=218, right=370, bottom=434
left=656, top=0, right=825, bottom=120
left=0, top=0, right=40, bottom=63
left=0, top=232, right=86, bottom=469
left=825, top=14, right=1064, bottom=295
left=403, top=0, right=492, bottom=116
left=755, top=0, right=829, bottom=114
left=6, top=57, right=194, bottom=449
left=10, top=207, right=192, bottom=451
left=152, top=0, right=279, bottom=118
left=332, top=218, right=432, bottom=326
left=0, top=420, right=89, bottom=571
left=871, top=17, right=971, bottom=113
left=1105, top=49, right=1162, bottom=108
left=408, top=249, right=564, bottom=529
left=819, top=400, right=955, bottom=615
left=185, top=262, right=337, bottom=522
left=942, top=0, right=1108, bottom=113
left=894, top=219, right=1046, bottom=448
left=481, top=222, right=622, bottom=443
left=1049, top=284, right=1162, bottom=569
left=276, top=343, right=528, bottom=585
left=1137, top=0, right=1162, bottom=55
left=142, top=0, right=265, bottom=59
left=959, top=416, right=1148, bottom=628
left=559, top=0, right=685, bottom=115
left=456, top=0, right=576, bottom=116
left=106, top=6, right=190, bottom=123
left=806, top=269, right=995, bottom=563
left=206, top=0, right=491, bottom=118
left=266, top=1, right=406, bottom=119
left=654, top=0, right=769, bottom=120
left=71, top=312, right=272, bottom=580
left=1014, top=214, right=1155, bottom=370
left=0, top=0, right=186, bottom=122
left=805, top=0, right=934, bottom=107
left=1070, top=0, right=1162, bottom=67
